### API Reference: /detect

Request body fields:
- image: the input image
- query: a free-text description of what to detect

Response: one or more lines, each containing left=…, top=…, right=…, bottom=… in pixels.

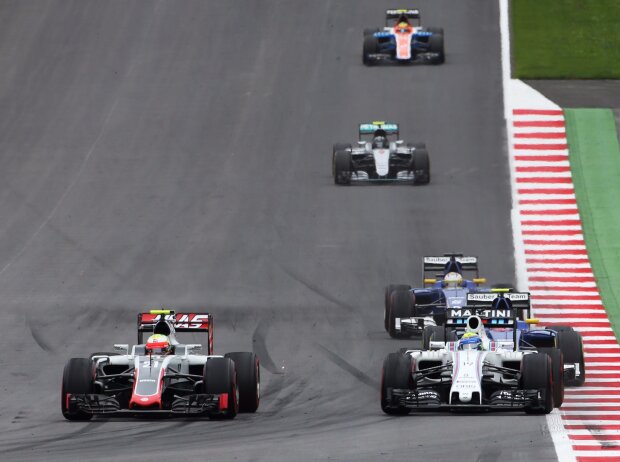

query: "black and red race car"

left=61, top=309, right=260, bottom=420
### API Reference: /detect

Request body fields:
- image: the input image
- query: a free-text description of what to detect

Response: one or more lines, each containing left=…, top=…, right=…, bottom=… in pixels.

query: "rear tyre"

left=412, top=149, right=430, bottom=185
left=426, top=27, right=444, bottom=35
left=384, top=284, right=411, bottom=332
left=428, top=33, right=445, bottom=64
left=522, top=353, right=554, bottom=414
left=363, top=28, right=380, bottom=36
left=388, top=289, right=413, bottom=339
left=557, top=330, right=586, bottom=386
left=363, top=35, right=379, bottom=65
left=334, top=150, right=352, bottom=185
left=422, top=326, right=457, bottom=350
left=224, top=352, right=260, bottom=413
left=538, top=348, right=564, bottom=407
left=547, top=325, right=575, bottom=333
left=381, top=353, right=412, bottom=415
left=203, top=357, right=238, bottom=419
left=62, top=358, right=95, bottom=421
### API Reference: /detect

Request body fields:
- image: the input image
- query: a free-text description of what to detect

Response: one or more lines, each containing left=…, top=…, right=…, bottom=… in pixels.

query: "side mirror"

left=429, top=341, right=445, bottom=350
left=187, top=344, right=202, bottom=353
left=424, top=278, right=437, bottom=284
left=525, top=318, right=539, bottom=325
left=113, top=344, right=129, bottom=353
left=473, top=278, right=487, bottom=285
left=396, top=140, right=404, bottom=145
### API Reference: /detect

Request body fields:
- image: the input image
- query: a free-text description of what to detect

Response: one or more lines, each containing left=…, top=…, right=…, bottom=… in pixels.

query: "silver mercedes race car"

left=332, top=122, right=430, bottom=185
left=381, top=310, right=563, bottom=415
left=61, top=310, right=260, bottom=420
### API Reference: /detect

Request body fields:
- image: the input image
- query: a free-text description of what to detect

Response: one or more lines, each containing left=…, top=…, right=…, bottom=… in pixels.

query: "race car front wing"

left=66, top=393, right=222, bottom=416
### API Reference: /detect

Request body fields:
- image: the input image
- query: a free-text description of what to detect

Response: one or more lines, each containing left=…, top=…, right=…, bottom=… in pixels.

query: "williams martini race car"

left=434, top=291, right=586, bottom=387
left=363, top=9, right=444, bottom=65
left=61, top=310, right=260, bottom=420
left=332, top=122, right=430, bottom=185
left=381, top=308, right=563, bottom=415
left=384, top=253, right=495, bottom=338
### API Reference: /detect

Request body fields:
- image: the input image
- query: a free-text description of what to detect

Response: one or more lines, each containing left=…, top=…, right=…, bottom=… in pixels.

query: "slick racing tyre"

left=412, top=149, right=430, bottom=185
left=557, top=330, right=586, bottom=386
left=363, top=28, right=380, bottom=36
left=538, top=348, right=564, bottom=407
left=384, top=284, right=411, bottom=332
left=203, top=357, right=238, bottom=419
left=62, top=358, right=95, bottom=421
left=224, top=352, right=260, bottom=413
left=334, top=150, right=352, bottom=185
left=388, top=289, right=413, bottom=339
left=425, top=27, right=445, bottom=35
left=522, top=353, right=554, bottom=414
left=428, top=33, right=445, bottom=64
left=363, top=35, right=379, bottom=65
left=547, top=325, right=575, bottom=333
left=422, top=326, right=457, bottom=350
left=381, top=353, right=412, bottom=415
left=332, top=143, right=351, bottom=177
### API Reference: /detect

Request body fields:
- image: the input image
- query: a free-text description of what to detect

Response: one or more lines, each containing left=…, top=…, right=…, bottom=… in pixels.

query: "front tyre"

left=203, top=357, right=238, bottom=419
left=381, top=353, right=412, bottom=415
left=412, top=149, right=430, bottom=185
left=522, top=353, right=554, bottom=414
left=384, top=284, right=411, bottom=332
left=334, top=150, right=353, bottom=185
left=388, top=289, right=413, bottom=339
left=61, top=358, right=95, bottom=421
left=224, top=352, right=260, bottom=413
left=428, top=33, right=445, bottom=64
left=363, top=35, right=379, bottom=66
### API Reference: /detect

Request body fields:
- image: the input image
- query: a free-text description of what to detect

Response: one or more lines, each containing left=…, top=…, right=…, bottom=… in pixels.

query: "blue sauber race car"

left=384, top=253, right=513, bottom=338
left=363, top=9, right=444, bottom=65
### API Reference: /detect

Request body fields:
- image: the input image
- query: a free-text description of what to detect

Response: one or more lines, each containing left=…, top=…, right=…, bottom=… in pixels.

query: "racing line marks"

left=510, top=109, right=620, bottom=461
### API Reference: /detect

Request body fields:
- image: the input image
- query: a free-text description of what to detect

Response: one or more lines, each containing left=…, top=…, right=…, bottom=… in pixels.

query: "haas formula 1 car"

left=381, top=307, right=564, bottom=415
left=363, top=9, right=444, bottom=65
left=61, top=310, right=260, bottom=420
left=332, top=122, right=430, bottom=185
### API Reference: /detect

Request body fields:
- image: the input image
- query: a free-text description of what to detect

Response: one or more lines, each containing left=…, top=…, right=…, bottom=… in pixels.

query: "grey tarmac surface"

left=0, top=1, right=557, bottom=461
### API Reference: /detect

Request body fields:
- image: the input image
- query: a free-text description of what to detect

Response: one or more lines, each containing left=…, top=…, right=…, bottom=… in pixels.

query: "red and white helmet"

left=146, top=334, right=172, bottom=355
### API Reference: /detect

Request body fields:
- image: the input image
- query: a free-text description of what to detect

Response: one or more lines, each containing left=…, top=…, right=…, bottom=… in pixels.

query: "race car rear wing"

left=358, top=121, right=399, bottom=139
left=386, top=9, right=420, bottom=20
left=423, top=254, right=479, bottom=284
left=137, top=310, right=214, bottom=354
left=466, top=291, right=531, bottom=318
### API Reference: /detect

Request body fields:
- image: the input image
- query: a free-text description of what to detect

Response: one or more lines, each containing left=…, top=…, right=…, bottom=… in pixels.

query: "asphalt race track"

left=0, top=1, right=558, bottom=461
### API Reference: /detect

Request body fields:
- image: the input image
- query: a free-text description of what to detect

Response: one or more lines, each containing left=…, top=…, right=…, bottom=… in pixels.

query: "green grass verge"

left=565, top=109, right=620, bottom=340
left=512, top=0, right=620, bottom=79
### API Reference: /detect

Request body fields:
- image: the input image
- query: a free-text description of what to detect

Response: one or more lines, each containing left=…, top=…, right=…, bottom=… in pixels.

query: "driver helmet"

left=372, top=135, right=388, bottom=149
left=443, top=271, right=463, bottom=288
left=459, top=332, right=483, bottom=350
left=146, top=334, right=172, bottom=355
left=396, top=21, right=411, bottom=32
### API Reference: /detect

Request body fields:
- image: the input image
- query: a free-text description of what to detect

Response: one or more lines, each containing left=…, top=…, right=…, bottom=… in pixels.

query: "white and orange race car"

left=61, top=310, right=260, bottom=420
left=363, top=9, right=444, bottom=65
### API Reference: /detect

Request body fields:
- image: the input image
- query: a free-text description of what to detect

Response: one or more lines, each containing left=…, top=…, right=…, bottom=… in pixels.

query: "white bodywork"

left=372, top=148, right=390, bottom=176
